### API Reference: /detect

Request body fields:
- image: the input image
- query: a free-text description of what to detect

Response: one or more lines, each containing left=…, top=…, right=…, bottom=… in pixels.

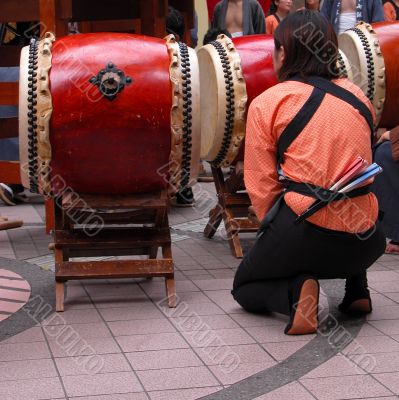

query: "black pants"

left=232, top=202, right=386, bottom=316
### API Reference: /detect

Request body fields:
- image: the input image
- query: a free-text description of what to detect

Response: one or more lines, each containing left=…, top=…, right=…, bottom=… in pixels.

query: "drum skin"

left=50, top=33, right=171, bottom=195
left=232, top=35, right=278, bottom=162
left=372, top=22, right=399, bottom=129
left=233, top=35, right=278, bottom=108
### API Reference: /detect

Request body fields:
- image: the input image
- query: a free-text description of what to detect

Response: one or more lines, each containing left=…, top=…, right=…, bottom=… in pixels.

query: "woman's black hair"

left=273, top=10, right=340, bottom=81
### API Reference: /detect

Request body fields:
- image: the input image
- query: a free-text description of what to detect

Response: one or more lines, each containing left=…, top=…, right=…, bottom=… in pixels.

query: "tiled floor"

left=0, top=182, right=398, bottom=400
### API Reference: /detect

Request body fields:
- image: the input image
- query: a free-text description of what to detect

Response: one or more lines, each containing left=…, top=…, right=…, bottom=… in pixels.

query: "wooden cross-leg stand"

left=53, top=190, right=176, bottom=311
left=204, top=164, right=259, bottom=258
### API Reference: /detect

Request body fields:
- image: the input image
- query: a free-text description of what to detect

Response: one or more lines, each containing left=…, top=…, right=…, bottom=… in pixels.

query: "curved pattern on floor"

left=0, top=257, right=54, bottom=343
left=199, top=280, right=367, bottom=400
left=0, top=269, right=31, bottom=322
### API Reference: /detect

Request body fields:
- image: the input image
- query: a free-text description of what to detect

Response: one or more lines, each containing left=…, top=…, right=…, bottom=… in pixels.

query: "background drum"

left=19, top=32, right=200, bottom=196
left=339, top=21, right=399, bottom=129
left=198, top=34, right=278, bottom=168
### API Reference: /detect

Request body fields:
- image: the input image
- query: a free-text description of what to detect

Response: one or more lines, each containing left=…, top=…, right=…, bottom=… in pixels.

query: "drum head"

left=198, top=35, right=247, bottom=167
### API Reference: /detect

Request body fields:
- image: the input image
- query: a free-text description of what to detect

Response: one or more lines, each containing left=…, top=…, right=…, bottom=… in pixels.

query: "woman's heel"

left=285, top=277, right=319, bottom=335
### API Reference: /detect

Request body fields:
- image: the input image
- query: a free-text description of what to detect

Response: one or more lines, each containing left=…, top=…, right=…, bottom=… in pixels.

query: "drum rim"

left=18, top=32, right=55, bottom=196
left=338, top=22, right=386, bottom=126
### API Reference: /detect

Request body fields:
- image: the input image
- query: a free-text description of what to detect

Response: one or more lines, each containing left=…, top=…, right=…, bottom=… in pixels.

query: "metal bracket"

left=89, top=62, right=132, bottom=101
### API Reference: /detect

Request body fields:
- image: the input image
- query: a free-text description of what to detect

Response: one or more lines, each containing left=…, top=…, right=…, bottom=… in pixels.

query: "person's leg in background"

left=372, top=141, right=399, bottom=254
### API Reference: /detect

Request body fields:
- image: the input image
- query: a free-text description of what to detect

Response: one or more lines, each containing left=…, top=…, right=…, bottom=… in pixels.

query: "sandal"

left=0, top=183, right=16, bottom=206
left=285, top=275, right=319, bottom=335
left=339, top=272, right=372, bottom=314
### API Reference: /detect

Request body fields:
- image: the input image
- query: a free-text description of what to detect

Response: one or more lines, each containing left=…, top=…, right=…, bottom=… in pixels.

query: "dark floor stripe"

left=0, top=285, right=30, bottom=292
left=0, top=276, right=25, bottom=281
left=199, top=280, right=366, bottom=400
left=0, top=297, right=25, bottom=304
left=0, top=311, right=12, bottom=315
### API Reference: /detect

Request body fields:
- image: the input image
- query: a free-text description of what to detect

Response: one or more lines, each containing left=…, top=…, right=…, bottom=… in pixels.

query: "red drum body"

left=338, top=21, right=399, bottom=128
left=198, top=34, right=278, bottom=167
left=19, top=33, right=200, bottom=195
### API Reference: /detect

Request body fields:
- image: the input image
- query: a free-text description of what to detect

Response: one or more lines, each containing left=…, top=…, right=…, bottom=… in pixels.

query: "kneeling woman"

left=232, top=10, right=385, bottom=335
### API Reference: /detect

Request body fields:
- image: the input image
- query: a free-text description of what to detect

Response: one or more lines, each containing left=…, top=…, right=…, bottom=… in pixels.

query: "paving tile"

left=136, top=366, right=219, bottom=391
left=70, top=394, right=148, bottom=400
left=181, top=328, right=255, bottom=347
left=48, top=337, right=120, bottom=357
left=210, top=361, right=275, bottom=385
left=302, top=354, right=366, bottom=378
left=370, top=293, right=398, bottom=306
left=369, top=281, right=399, bottom=293
left=255, top=381, right=316, bottom=399
left=363, top=352, right=399, bottom=373
left=246, top=325, right=316, bottom=343
left=193, top=279, right=232, bottom=291
left=357, top=323, right=385, bottom=337
left=108, top=318, right=176, bottom=336
left=127, top=348, right=203, bottom=370
left=43, top=323, right=112, bottom=340
left=367, top=306, right=399, bottom=321
left=384, top=292, right=399, bottom=303
left=342, top=335, right=399, bottom=354
left=0, top=341, right=50, bottom=361
left=91, top=295, right=150, bottom=309
left=367, top=271, right=399, bottom=282
left=374, top=372, right=399, bottom=394
left=140, top=280, right=199, bottom=295
left=0, top=376, right=64, bottom=400
left=170, top=314, right=240, bottom=331
left=62, top=372, right=143, bottom=397
left=230, top=313, right=287, bottom=328
left=369, top=320, right=399, bottom=335
left=148, top=387, right=222, bottom=400
left=262, top=341, right=310, bottom=361
left=55, top=353, right=130, bottom=376
left=99, top=306, right=164, bottom=322
left=116, top=332, right=189, bottom=352
left=42, top=309, right=103, bottom=325
left=1, top=326, right=45, bottom=344
left=0, top=358, right=57, bottom=381
left=300, top=375, right=392, bottom=399
left=160, top=302, right=225, bottom=317
left=194, top=343, right=274, bottom=366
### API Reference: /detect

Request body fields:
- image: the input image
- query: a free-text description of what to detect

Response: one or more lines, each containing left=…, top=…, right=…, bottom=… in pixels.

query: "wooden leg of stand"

left=45, top=198, right=55, bottom=234
left=162, top=244, right=176, bottom=307
left=165, top=277, right=177, bottom=308
left=225, top=210, right=243, bottom=259
left=204, top=205, right=223, bottom=238
left=55, top=281, right=65, bottom=312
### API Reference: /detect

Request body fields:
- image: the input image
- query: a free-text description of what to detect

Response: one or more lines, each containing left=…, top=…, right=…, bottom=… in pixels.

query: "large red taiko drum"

left=338, top=21, right=399, bottom=129
left=198, top=34, right=278, bottom=167
left=19, top=32, right=200, bottom=196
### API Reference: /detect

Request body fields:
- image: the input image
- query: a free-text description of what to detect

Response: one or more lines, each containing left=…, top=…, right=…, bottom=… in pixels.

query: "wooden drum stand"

left=204, top=163, right=259, bottom=259
left=53, top=190, right=176, bottom=311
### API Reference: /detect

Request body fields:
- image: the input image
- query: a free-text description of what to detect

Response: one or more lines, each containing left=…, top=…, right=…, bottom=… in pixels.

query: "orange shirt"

left=244, top=78, right=378, bottom=233
left=384, top=2, right=398, bottom=21
left=266, top=15, right=280, bottom=34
